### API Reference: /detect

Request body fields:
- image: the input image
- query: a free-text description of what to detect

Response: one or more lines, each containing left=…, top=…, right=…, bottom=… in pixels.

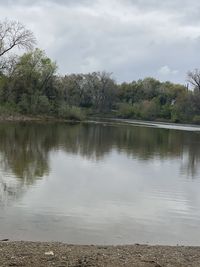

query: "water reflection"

left=0, top=121, right=200, bottom=244
left=0, top=122, right=199, bottom=183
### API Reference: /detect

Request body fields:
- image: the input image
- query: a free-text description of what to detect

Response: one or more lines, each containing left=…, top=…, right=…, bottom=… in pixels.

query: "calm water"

left=0, top=121, right=200, bottom=245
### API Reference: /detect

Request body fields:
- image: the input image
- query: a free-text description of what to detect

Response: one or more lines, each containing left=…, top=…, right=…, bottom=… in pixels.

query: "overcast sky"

left=1, top=0, right=200, bottom=83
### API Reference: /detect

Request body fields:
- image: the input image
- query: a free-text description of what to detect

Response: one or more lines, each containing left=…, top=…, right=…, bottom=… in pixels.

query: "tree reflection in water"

left=0, top=121, right=200, bottom=204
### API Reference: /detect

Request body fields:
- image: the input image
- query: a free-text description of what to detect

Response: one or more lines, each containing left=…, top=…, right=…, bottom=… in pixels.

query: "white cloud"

left=158, top=65, right=178, bottom=76
left=0, top=0, right=200, bottom=83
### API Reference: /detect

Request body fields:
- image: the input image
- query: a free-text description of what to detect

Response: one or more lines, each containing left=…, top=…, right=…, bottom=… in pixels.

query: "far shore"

left=1, top=114, right=200, bottom=132
left=0, top=114, right=67, bottom=122
left=0, top=241, right=200, bottom=266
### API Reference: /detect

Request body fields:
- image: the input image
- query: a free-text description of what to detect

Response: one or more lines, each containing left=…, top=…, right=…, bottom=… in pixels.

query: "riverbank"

left=0, top=114, right=51, bottom=121
left=1, top=114, right=200, bottom=131
left=0, top=114, right=82, bottom=122
left=0, top=241, right=200, bottom=267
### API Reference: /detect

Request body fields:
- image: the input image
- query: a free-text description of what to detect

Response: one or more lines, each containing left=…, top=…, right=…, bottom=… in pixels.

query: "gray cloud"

left=0, top=0, right=200, bottom=83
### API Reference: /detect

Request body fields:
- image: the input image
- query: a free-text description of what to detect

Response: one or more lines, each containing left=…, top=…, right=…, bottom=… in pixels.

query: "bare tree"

left=0, top=19, right=36, bottom=58
left=187, top=69, right=200, bottom=91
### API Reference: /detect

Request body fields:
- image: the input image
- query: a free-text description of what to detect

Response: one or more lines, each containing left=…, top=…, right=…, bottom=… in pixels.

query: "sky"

left=0, top=0, right=200, bottom=84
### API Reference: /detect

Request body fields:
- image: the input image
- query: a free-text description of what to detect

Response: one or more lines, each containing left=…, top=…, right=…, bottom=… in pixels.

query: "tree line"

left=0, top=19, right=200, bottom=123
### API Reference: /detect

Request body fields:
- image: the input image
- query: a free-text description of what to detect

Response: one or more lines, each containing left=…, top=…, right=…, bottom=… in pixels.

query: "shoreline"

left=1, top=115, right=200, bottom=133
left=0, top=115, right=68, bottom=122
left=1, top=113, right=200, bottom=126
left=0, top=241, right=200, bottom=266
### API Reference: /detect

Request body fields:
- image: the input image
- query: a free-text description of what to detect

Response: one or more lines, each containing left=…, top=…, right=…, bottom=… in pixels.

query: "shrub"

left=193, top=115, right=200, bottom=124
left=117, top=103, right=135, bottom=118
left=0, top=102, right=20, bottom=115
left=58, top=104, right=85, bottom=121
left=160, top=104, right=171, bottom=120
left=37, top=95, right=51, bottom=114
left=140, top=100, right=160, bottom=120
left=18, top=94, right=29, bottom=114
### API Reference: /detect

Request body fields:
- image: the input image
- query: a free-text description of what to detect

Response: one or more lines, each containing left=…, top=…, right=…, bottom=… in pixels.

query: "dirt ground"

left=0, top=241, right=200, bottom=267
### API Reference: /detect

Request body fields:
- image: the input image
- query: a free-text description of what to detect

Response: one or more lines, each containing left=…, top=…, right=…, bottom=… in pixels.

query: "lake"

left=0, top=121, right=200, bottom=245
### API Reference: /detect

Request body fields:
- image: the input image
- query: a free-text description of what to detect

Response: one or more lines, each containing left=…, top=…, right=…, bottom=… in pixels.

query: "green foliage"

left=117, top=100, right=160, bottom=121
left=139, top=100, right=160, bottom=120
left=4, top=48, right=57, bottom=104
left=59, top=72, right=116, bottom=112
left=18, top=94, right=30, bottom=114
left=0, top=102, right=20, bottom=116
left=58, top=104, right=85, bottom=121
left=160, top=104, right=171, bottom=120
left=0, top=37, right=200, bottom=124
left=117, top=103, right=135, bottom=118
left=37, top=95, right=51, bottom=114
left=171, top=93, right=195, bottom=123
left=116, top=78, right=200, bottom=123
left=193, top=115, right=200, bottom=124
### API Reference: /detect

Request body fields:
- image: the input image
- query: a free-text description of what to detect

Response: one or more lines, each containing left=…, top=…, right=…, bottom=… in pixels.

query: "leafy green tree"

left=171, top=92, right=194, bottom=122
left=2, top=49, right=57, bottom=114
